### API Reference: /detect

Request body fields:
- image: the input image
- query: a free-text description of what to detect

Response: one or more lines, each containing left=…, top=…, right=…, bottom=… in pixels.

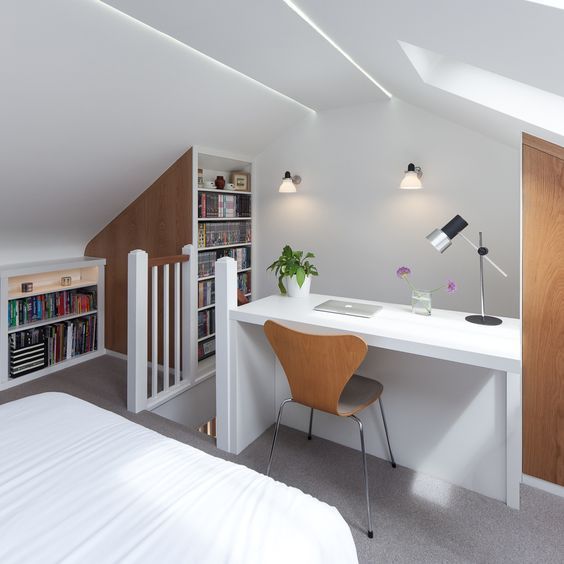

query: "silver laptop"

left=313, top=299, right=382, bottom=318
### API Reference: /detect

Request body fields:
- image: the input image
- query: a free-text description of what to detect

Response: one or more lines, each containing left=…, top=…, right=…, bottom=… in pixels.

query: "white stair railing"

left=127, top=244, right=196, bottom=413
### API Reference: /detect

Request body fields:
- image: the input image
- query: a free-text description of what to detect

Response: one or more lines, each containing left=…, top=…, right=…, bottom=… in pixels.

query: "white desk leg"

left=506, top=370, right=522, bottom=509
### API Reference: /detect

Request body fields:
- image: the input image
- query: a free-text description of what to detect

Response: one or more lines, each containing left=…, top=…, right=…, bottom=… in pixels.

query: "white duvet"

left=0, top=393, right=357, bottom=564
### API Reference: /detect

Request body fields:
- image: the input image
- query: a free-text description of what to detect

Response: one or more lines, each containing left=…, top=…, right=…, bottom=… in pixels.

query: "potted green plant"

left=267, top=245, right=319, bottom=297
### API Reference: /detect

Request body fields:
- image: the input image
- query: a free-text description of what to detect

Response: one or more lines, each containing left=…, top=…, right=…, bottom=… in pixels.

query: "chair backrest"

left=263, top=320, right=368, bottom=415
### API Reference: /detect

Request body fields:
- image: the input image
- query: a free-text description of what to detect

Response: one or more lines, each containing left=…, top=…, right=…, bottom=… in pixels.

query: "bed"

left=0, top=393, right=357, bottom=564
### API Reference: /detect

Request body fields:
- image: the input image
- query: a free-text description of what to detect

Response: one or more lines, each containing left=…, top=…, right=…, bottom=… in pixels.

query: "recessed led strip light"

left=282, top=0, right=392, bottom=98
left=98, top=1, right=315, bottom=113
left=526, top=0, right=564, bottom=8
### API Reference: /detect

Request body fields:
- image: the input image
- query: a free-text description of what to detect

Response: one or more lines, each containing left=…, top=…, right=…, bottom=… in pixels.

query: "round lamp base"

left=465, top=314, right=503, bottom=326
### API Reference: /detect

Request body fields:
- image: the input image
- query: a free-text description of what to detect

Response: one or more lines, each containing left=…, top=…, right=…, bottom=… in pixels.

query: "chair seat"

left=337, top=374, right=383, bottom=416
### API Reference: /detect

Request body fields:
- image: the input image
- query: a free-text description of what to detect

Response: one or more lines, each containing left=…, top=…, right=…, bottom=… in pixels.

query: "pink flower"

left=396, top=266, right=411, bottom=278
left=447, top=280, right=457, bottom=294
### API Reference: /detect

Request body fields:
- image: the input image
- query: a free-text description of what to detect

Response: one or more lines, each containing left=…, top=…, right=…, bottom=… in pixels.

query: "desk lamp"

left=426, top=215, right=508, bottom=326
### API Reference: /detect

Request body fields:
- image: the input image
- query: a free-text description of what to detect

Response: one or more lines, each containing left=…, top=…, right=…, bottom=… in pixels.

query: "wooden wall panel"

left=85, top=148, right=193, bottom=355
left=523, top=135, right=564, bottom=486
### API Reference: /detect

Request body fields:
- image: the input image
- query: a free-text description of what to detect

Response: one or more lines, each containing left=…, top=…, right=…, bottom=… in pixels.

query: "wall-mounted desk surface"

left=214, top=265, right=523, bottom=510
left=232, top=294, right=521, bottom=373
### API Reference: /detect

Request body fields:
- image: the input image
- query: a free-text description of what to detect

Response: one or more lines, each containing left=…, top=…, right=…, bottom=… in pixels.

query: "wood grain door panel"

left=523, top=136, right=564, bottom=485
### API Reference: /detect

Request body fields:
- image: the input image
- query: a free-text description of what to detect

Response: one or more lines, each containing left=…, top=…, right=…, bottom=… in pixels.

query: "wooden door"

left=523, top=133, right=564, bottom=485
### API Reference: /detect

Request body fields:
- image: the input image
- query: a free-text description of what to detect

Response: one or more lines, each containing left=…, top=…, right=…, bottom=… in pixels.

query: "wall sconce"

left=399, top=163, right=423, bottom=190
left=279, top=171, right=301, bottom=193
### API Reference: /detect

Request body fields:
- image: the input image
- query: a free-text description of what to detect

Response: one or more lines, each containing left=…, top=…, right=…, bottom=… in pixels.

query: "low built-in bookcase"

left=0, top=257, right=106, bottom=390
left=192, top=149, right=253, bottom=373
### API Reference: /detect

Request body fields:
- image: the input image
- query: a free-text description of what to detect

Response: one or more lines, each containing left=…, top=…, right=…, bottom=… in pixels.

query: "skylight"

left=400, top=41, right=564, bottom=137
left=281, top=0, right=392, bottom=98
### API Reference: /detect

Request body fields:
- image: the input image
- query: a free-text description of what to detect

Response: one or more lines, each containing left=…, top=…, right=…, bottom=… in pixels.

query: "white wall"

left=0, top=0, right=308, bottom=267
left=253, top=98, right=520, bottom=499
left=254, top=98, right=520, bottom=318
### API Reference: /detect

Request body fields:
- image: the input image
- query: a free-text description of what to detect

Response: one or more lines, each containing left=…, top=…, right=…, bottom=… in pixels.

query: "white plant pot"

left=286, top=275, right=312, bottom=298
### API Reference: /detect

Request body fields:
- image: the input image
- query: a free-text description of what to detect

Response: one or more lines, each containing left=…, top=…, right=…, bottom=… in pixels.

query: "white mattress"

left=0, top=393, right=357, bottom=564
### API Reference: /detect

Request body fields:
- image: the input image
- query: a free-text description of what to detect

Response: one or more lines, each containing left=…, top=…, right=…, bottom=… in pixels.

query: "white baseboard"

left=106, top=349, right=127, bottom=361
left=522, top=474, right=564, bottom=499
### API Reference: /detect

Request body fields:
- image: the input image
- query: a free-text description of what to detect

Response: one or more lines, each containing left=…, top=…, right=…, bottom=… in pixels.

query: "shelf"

left=198, top=291, right=250, bottom=310
left=4, top=349, right=103, bottom=388
left=198, top=243, right=251, bottom=252
left=9, top=280, right=97, bottom=300
left=198, top=267, right=251, bottom=282
left=8, top=310, right=98, bottom=334
left=198, top=187, right=251, bottom=195
left=198, top=333, right=216, bottom=343
left=197, top=355, right=215, bottom=378
left=198, top=217, right=251, bottom=221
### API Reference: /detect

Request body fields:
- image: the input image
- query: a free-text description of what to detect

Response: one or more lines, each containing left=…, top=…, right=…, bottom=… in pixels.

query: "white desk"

left=214, top=259, right=522, bottom=508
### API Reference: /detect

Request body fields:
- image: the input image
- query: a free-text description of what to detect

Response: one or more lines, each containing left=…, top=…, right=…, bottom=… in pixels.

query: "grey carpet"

left=1, top=355, right=563, bottom=563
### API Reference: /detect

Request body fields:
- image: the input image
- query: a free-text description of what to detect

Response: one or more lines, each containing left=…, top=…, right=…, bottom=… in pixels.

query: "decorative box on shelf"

left=0, top=256, right=106, bottom=389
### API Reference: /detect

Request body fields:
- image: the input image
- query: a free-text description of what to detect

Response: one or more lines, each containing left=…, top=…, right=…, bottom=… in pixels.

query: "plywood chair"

left=237, top=289, right=249, bottom=306
left=263, top=320, right=396, bottom=539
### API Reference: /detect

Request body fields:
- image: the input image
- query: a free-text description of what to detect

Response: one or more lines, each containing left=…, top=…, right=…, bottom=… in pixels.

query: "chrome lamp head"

left=426, top=215, right=469, bottom=253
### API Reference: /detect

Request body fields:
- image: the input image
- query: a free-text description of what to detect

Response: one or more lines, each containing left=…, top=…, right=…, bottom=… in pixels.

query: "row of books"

left=238, top=271, right=251, bottom=295
left=198, top=309, right=215, bottom=340
left=198, top=279, right=215, bottom=308
left=198, top=192, right=251, bottom=218
left=9, top=314, right=97, bottom=378
left=198, top=222, right=251, bottom=248
left=198, top=337, right=215, bottom=361
left=198, top=272, right=251, bottom=308
left=8, top=287, right=97, bottom=328
left=198, top=247, right=251, bottom=278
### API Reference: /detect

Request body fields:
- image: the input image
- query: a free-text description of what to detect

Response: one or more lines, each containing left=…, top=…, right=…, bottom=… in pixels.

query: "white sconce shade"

left=279, top=171, right=301, bottom=193
left=399, top=163, right=423, bottom=189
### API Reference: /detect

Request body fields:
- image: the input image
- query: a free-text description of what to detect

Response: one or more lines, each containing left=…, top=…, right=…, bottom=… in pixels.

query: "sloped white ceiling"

left=106, top=0, right=564, bottom=147
left=0, top=0, right=310, bottom=262
left=4, top=0, right=564, bottom=262
left=105, top=0, right=389, bottom=111
left=296, top=0, right=564, bottom=147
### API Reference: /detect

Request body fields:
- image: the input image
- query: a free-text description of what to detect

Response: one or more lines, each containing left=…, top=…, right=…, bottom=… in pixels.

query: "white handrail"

left=127, top=250, right=148, bottom=413
left=174, top=261, right=181, bottom=387
left=151, top=265, right=158, bottom=398
left=183, top=244, right=198, bottom=386
left=163, top=264, right=170, bottom=392
left=128, top=246, right=196, bottom=413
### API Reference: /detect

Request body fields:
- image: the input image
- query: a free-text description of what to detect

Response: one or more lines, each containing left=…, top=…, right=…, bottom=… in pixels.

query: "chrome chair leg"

left=266, top=398, right=293, bottom=476
left=378, top=397, right=396, bottom=468
left=308, top=407, right=314, bottom=440
left=350, top=415, right=373, bottom=539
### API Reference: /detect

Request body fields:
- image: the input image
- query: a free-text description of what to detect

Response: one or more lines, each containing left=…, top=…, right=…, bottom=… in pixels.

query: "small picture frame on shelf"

left=198, top=168, right=204, bottom=187
left=232, top=172, right=250, bottom=192
left=20, top=282, right=33, bottom=293
left=61, top=276, right=72, bottom=287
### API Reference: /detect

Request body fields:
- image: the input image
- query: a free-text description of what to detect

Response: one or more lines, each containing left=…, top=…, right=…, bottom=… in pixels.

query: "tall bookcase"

left=191, top=149, right=253, bottom=378
left=0, top=257, right=106, bottom=389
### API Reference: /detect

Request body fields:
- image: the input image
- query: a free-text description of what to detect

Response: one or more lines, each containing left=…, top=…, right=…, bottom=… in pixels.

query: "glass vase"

left=411, top=289, right=432, bottom=316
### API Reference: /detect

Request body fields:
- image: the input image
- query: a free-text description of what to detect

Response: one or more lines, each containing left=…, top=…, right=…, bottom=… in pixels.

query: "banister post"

left=127, top=249, right=148, bottom=413
left=182, top=244, right=198, bottom=385
left=215, top=257, right=238, bottom=452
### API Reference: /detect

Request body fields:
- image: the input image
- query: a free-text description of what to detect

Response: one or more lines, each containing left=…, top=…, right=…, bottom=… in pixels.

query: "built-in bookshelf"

left=192, top=150, right=253, bottom=367
left=0, top=257, right=105, bottom=389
